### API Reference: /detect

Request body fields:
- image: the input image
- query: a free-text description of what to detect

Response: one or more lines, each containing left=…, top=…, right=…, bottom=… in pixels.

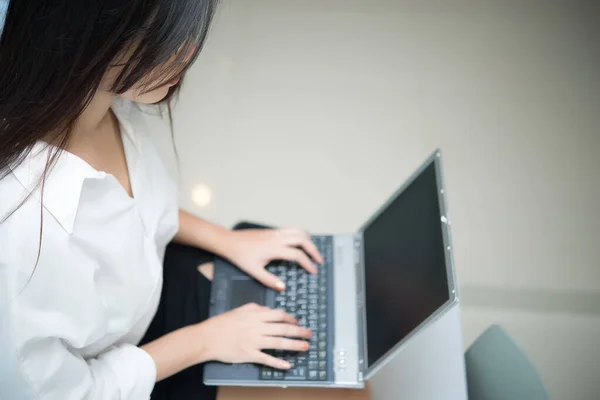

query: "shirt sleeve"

left=92, top=343, right=157, bottom=399
left=0, top=335, right=156, bottom=400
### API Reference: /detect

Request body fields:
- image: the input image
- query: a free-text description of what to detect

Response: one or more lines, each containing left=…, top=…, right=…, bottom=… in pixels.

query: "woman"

left=0, top=1, right=323, bottom=399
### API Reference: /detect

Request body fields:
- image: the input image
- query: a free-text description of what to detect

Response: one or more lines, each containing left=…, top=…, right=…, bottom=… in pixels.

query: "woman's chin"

left=120, top=85, right=171, bottom=104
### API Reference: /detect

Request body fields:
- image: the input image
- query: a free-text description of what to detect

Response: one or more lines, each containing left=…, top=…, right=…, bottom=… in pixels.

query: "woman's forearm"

left=141, top=324, right=209, bottom=382
left=174, top=209, right=233, bottom=257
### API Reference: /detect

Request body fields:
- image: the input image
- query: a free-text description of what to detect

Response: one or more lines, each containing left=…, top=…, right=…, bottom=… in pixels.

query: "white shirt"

left=0, top=100, right=179, bottom=399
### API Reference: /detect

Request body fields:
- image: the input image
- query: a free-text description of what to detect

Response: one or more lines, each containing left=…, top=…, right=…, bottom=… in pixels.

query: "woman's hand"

left=175, top=212, right=323, bottom=290
left=198, top=303, right=312, bottom=369
left=225, top=228, right=324, bottom=291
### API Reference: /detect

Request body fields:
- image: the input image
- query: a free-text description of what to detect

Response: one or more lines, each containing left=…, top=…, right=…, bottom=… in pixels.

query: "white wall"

left=148, top=1, right=600, bottom=398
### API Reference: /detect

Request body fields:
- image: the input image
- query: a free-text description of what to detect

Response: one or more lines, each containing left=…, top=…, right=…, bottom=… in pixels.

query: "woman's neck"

left=73, top=90, right=117, bottom=139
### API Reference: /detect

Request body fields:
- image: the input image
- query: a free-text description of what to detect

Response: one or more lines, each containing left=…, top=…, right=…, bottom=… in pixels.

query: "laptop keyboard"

left=260, top=235, right=334, bottom=381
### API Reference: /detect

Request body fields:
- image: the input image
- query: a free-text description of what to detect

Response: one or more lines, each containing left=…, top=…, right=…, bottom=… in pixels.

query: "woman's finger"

left=252, top=268, right=286, bottom=292
left=260, top=336, right=310, bottom=352
left=280, top=230, right=324, bottom=265
left=297, top=237, right=324, bottom=265
left=252, top=351, right=291, bottom=370
left=260, top=308, right=297, bottom=324
left=263, top=323, right=312, bottom=339
left=277, top=247, right=318, bottom=275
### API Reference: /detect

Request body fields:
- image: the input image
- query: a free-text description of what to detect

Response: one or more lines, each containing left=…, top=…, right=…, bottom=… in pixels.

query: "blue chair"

left=465, top=325, right=550, bottom=400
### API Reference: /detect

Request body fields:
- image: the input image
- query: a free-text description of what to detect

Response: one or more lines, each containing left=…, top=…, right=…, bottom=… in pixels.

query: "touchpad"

left=230, top=278, right=264, bottom=309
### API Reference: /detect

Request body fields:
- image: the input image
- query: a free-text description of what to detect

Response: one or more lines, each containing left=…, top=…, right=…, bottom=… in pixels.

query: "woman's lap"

left=140, top=242, right=217, bottom=400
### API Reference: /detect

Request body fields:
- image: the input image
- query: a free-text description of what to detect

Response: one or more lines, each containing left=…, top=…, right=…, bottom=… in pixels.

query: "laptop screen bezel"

left=357, top=149, right=459, bottom=379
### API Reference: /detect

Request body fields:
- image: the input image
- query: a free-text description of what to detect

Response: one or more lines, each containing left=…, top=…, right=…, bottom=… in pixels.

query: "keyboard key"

left=273, top=371, right=284, bottom=379
left=308, top=360, right=318, bottom=370
left=308, top=370, right=318, bottom=380
left=284, top=367, right=306, bottom=380
left=309, top=351, right=318, bottom=360
left=296, top=356, right=307, bottom=366
left=318, top=332, right=326, bottom=340
left=318, top=351, right=327, bottom=359
left=319, top=370, right=327, bottom=380
left=319, top=360, right=327, bottom=369
left=261, top=369, right=273, bottom=380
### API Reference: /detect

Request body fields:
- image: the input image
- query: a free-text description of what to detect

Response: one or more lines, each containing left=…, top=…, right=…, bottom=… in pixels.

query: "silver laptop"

left=204, top=149, right=458, bottom=388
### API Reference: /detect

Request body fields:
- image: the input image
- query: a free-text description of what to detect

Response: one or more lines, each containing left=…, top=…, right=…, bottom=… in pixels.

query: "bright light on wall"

left=191, top=183, right=212, bottom=207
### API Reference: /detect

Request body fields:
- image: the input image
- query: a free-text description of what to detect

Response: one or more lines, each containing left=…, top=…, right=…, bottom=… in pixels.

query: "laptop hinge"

left=354, top=232, right=368, bottom=381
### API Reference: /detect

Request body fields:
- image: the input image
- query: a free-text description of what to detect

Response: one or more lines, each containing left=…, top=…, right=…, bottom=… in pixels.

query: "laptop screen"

left=362, top=158, right=450, bottom=369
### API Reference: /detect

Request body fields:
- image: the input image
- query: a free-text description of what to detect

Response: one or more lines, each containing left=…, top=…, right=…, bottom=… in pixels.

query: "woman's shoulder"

left=0, top=173, right=63, bottom=295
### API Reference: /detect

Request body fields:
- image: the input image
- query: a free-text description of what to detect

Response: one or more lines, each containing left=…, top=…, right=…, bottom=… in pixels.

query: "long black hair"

left=0, top=0, right=218, bottom=275
left=0, top=0, right=217, bottom=183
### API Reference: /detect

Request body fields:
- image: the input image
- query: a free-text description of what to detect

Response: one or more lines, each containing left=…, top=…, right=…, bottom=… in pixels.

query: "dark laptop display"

left=363, top=162, right=450, bottom=367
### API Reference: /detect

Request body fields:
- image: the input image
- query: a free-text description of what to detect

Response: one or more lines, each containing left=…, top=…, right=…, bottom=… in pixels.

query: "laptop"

left=204, top=149, right=458, bottom=388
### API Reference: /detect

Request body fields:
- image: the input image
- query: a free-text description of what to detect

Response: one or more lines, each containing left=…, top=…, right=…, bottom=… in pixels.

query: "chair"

left=465, top=324, right=550, bottom=400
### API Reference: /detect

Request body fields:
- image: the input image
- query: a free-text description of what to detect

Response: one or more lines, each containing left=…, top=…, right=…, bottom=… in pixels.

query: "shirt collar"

left=10, top=100, right=138, bottom=234
left=10, top=142, right=105, bottom=235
